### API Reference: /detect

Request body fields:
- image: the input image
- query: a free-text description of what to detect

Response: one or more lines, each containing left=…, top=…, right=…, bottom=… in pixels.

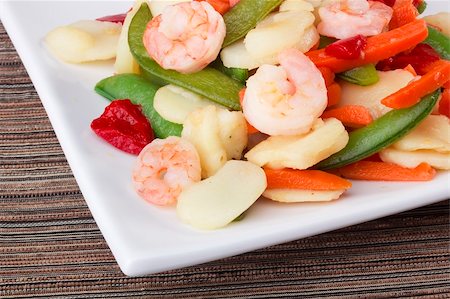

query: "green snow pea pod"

left=338, top=64, right=379, bottom=86
left=128, top=3, right=242, bottom=111
left=211, top=59, right=249, bottom=84
left=222, top=0, right=284, bottom=48
left=417, top=1, right=427, bottom=14
left=316, top=90, right=440, bottom=170
left=95, top=74, right=182, bottom=139
left=423, top=25, right=450, bottom=60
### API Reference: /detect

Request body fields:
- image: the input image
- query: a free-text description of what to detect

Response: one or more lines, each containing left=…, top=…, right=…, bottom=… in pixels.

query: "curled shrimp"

left=132, top=136, right=201, bottom=206
left=242, top=48, right=327, bottom=136
left=317, top=0, right=393, bottom=40
left=143, top=1, right=226, bottom=74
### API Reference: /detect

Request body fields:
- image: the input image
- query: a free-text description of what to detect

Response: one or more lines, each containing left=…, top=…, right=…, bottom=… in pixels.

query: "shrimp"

left=317, top=0, right=393, bottom=40
left=143, top=1, right=226, bottom=74
left=242, top=48, right=327, bottom=136
left=132, top=136, right=201, bottom=206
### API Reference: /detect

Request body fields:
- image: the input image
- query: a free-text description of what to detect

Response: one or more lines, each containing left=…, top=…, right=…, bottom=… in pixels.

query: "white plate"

left=1, top=0, right=449, bottom=276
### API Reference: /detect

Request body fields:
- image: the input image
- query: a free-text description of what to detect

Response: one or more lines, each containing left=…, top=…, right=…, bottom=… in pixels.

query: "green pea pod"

left=128, top=3, right=242, bottom=111
left=222, top=0, right=283, bottom=48
left=316, top=90, right=440, bottom=170
left=211, top=59, right=249, bottom=84
left=338, top=64, right=379, bottom=86
left=417, top=1, right=427, bottom=14
left=95, top=74, right=182, bottom=139
left=423, top=25, right=450, bottom=60
left=318, top=35, right=337, bottom=49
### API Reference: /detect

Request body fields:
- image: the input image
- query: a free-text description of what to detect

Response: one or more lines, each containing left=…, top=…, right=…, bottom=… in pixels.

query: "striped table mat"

left=1, top=23, right=449, bottom=298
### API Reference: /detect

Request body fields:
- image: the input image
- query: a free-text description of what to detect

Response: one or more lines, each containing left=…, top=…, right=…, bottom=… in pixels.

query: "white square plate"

left=1, top=0, right=448, bottom=276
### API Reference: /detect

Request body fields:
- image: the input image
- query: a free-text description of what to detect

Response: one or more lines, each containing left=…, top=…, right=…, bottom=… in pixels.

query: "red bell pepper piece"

left=325, top=35, right=368, bottom=60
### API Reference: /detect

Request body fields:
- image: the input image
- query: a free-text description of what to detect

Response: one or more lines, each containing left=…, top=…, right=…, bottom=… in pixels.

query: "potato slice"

left=177, top=160, right=267, bottom=230
left=339, top=70, right=414, bottom=119
left=245, top=118, right=348, bottom=170
left=149, top=0, right=191, bottom=16
left=216, top=108, right=248, bottom=159
left=379, top=148, right=450, bottom=170
left=220, top=39, right=275, bottom=70
left=45, top=20, right=122, bottom=63
left=279, top=0, right=315, bottom=12
left=154, top=85, right=221, bottom=124
left=263, top=189, right=345, bottom=203
left=423, top=12, right=450, bottom=37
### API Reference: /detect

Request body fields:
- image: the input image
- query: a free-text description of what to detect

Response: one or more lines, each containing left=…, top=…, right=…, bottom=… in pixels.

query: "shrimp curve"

left=317, top=0, right=393, bottom=40
left=132, top=136, right=201, bottom=206
left=242, top=48, right=327, bottom=136
left=143, top=1, right=226, bottom=74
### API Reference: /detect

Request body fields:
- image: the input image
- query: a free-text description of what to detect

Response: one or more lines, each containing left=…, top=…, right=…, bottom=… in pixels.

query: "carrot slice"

left=322, top=105, right=373, bottom=128
left=197, top=0, right=231, bottom=14
left=318, top=66, right=335, bottom=87
left=306, top=19, right=428, bottom=73
left=381, top=60, right=450, bottom=109
left=335, top=161, right=436, bottom=181
left=264, top=168, right=352, bottom=190
left=389, top=0, right=419, bottom=29
left=438, top=88, right=450, bottom=118
left=326, top=82, right=342, bottom=107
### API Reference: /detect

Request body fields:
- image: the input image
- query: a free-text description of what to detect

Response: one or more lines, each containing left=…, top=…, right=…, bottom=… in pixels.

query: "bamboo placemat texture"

left=1, top=23, right=449, bottom=298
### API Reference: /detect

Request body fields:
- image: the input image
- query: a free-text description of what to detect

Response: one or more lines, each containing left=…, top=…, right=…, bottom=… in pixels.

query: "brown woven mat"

left=1, top=22, right=449, bottom=298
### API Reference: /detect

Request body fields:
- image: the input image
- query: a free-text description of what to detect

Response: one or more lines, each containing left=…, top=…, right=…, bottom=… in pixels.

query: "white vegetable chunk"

left=220, top=39, right=274, bottom=70
left=423, top=12, right=450, bottom=37
left=149, top=0, right=191, bottom=16
left=154, top=85, right=222, bottom=124
left=45, top=20, right=122, bottom=63
left=263, top=189, right=345, bottom=203
left=216, top=108, right=248, bottom=159
left=380, top=148, right=450, bottom=170
left=339, top=70, right=414, bottom=119
left=245, top=118, right=348, bottom=170
left=177, top=160, right=267, bottom=230
left=279, top=0, right=315, bottom=12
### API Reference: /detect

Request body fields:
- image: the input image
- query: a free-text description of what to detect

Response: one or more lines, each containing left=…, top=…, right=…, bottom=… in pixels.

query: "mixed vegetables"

left=45, top=0, right=450, bottom=230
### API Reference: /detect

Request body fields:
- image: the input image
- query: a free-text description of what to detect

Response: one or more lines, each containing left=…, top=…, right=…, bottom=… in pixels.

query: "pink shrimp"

left=242, top=48, right=327, bottom=136
left=143, top=1, right=226, bottom=74
left=318, top=0, right=393, bottom=40
left=132, top=137, right=201, bottom=206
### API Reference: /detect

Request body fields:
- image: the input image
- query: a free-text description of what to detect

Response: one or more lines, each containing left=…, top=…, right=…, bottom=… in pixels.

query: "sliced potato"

left=339, top=70, right=414, bottom=119
left=379, top=148, right=450, bottom=170
left=245, top=118, right=348, bottom=170
left=45, top=20, right=122, bottom=63
left=392, top=115, right=450, bottom=153
left=279, top=0, right=315, bottom=12
left=423, top=12, right=450, bottom=37
left=216, top=108, right=248, bottom=159
left=154, top=85, right=222, bottom=124
left=177, top=160, right=267, bottom=230
left=263, top=188, right=345, bottom=203
left=220, top=39, right=275, bottom=70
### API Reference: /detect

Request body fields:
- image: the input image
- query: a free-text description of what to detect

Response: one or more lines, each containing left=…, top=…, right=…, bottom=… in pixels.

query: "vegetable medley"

left=45, top=0, right=450, bottom=230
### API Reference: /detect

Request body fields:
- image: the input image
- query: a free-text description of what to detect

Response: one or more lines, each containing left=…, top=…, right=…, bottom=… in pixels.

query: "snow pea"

left=316, top=90, right=440, bottom=170
left=95, top=74, right=182, bottom=138
left=423, top=25, right=450, bottom=60
left=338, top=64, right=379, bottom=86
left=211, top=59, right=249, bottom=84
left=222, top=0, right=284, bottom=48
left=417, top=1, right=427, bottom=14
left=128, top=3, right=242, bottom=111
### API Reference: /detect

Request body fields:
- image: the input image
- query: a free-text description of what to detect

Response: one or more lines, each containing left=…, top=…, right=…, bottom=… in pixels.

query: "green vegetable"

left=417, top=1, right=427, bottom=14
left=318, top=35, right=337, bottom=49
left=211, top=59, right=249, bottom=84
left=222, top=0, right=283, bottom=48
left=423, top=25, right=450, bottom=60
left=316, top=90, right=440, bottom=170
left=139, top=67, right=167, bottom=87
left=128, top=3, right=243, bottom=111
left=338, top=64, right=379, bottom=86
left=95, top=74, right=182, bottom=138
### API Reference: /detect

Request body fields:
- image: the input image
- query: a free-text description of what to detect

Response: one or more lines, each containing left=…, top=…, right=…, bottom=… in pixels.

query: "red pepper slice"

left=91, top=99, right=154, bottom=155
left=376, top=43, right=440, bottom=75
left=372, top=0, right=396, bottom=7
left=324, top=35, right=368, bottom=60
left=96, top=8, right=131, bottom=24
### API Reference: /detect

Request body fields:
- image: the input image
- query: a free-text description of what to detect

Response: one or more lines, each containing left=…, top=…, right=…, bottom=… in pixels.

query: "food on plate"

left=46, top=0, right=450, bottom=229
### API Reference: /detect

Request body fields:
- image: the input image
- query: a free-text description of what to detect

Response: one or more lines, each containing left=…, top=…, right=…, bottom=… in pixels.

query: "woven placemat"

left=1, top=23, right=449, bottom=298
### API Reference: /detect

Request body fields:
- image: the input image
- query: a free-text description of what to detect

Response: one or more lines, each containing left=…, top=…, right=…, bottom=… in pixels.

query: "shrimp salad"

left=45, top=0, right=450, bottom=230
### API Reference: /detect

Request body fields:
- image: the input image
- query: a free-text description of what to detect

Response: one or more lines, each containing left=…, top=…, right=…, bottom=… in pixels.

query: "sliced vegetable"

left=211, top=59, right=249, bottom=84
left=423, top=25, right=450, bottom=60
left=381, top=60, right=450, bottom=109
left=389, top=0, right=418, bottom=29
left=324, top=35, right=367, bottom=60
left=263, top=189, right=345, bottom=203
left=96, top=12, right=128, bottom=24
left=334, top=161, right=436, bottom=181
left=318, top=66, right=335, bottom=87
left=380, top=148, right=450, bottom=170
left=423, top=12, right=450, bottom=37
left=416, top=0, right=427, bottom=14
left=316, top=90, right=440, bottom=170
left=95, top=74, right=182, bottom=138
left=306, top=19, right=428, bottom=73
left=326, top=83, right=341, bottom=107
left=338, top=64, right=379, bottom=86
left=322, top=105, right=373, bottom=128
left=264, top=168, right=351, bottom=190
left=129, top=3, right=242, bottom=110
left=439, top=88, right=450, bottom=118
left=198, top=0, right=232, bottom=14
left=222, top=0, right=284, bottom=47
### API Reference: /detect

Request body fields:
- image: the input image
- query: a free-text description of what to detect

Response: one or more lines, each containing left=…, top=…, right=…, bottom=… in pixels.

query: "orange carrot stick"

left=326, top=83, right=342, bottom=107
left=381, top=60, right=450, bottom=109
left=438, top=88, right=450, bottom=118
left=196, top=0, right=231, bottom=14
left=321, top=105, right=373, bottom=128
left=318, top=66, right=335, bottom=87
left=335, top=161, right=436, bottom=181
left=306, top=19, right=428, bottom=73
left=389, top=0, right=419, bottom=30
left=264, top=168, right=352, bottom=190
